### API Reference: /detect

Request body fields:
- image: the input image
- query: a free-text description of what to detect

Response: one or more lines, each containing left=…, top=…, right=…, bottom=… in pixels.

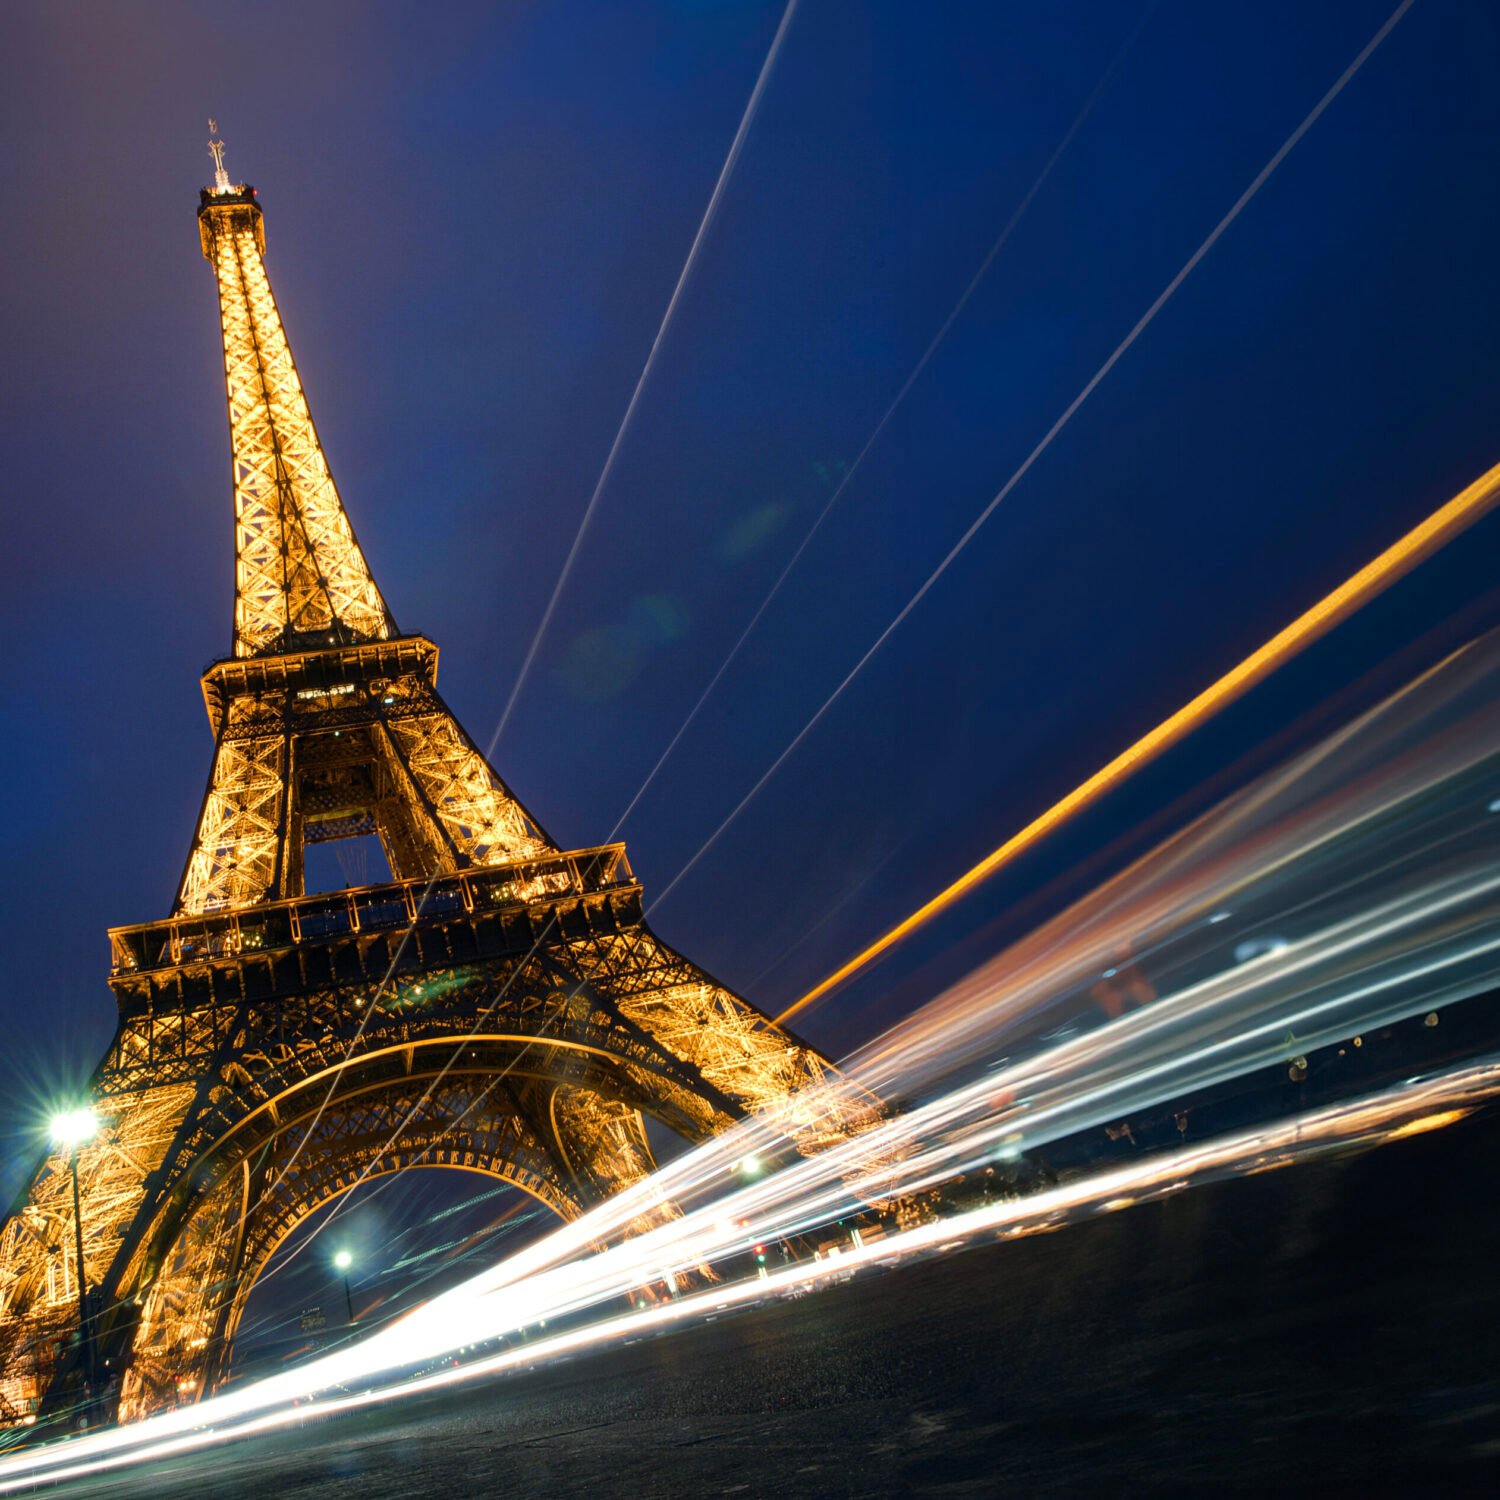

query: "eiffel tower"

left=0, top=143, right=853, bottom=1427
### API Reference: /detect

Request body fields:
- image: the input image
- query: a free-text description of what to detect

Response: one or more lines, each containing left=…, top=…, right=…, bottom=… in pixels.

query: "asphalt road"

left=36, top=1106, right=1500, bottom=1499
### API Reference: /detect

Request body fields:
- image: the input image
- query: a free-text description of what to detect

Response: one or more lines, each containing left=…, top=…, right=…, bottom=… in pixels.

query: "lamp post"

left=334, top=1249, right=355, bottom=1324
left=49, top=1108, right=98, bottom=1407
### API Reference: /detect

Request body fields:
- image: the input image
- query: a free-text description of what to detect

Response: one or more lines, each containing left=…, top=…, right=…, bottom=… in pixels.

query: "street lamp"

left=333, top=1249, right=355, bottom=1324
left=50, top=1107, right=98, bottom=1406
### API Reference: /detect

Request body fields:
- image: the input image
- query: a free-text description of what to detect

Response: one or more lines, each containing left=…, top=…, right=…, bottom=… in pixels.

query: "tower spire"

left=198, top=167, right=395, bottom=657
left=206, top=119, right=230, bottom=194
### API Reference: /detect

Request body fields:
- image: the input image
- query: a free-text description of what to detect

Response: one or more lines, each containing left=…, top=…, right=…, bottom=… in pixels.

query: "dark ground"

left=38, top=1105, right=1500, bottom=1499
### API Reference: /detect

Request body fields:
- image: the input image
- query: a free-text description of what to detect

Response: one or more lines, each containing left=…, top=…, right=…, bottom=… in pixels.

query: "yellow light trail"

left=777, top=456, right=1500, bottom=1026
left=5, top=667, right=1498, bottom=1487
left=1, top=1063, right=1490, bottom=1494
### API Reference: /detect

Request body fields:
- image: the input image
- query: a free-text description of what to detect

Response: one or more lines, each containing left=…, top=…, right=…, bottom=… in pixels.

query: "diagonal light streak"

left=238, top=0, right=1416, bottom=1294
left=651, top=0, right=1421, bottom=923
left=608, top=0, right=1157, bottom=840
left=491, top=0, right=801, bottom=753
left=4, top=629, right=1499, bottom=1483
left=778, top=448, right=1500, bottom=1025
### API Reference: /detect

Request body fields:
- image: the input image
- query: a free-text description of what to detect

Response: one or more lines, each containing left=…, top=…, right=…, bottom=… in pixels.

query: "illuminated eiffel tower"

left=0, top=137, right=853, bottom=1426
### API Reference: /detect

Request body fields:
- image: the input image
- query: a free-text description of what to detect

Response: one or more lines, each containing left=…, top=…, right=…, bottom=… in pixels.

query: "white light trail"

left=2, top=1063, right=1493, bottom=1493
left=5, top=609, right=1498, bottom=1491
left=254, top=0, right=808, bottom=1251
left=609, top=0, right=1157, bottom=841
left=491, top=0, right=801, bottom=751
left=650, top=0, right=1420, bottom=911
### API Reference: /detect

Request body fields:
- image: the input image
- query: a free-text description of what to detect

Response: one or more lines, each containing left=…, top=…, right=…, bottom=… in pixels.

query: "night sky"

left=3, top=0, right=1500, bottom=1242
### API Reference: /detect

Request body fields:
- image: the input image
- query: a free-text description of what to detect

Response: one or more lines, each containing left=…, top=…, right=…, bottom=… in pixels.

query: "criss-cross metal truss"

left=203, top=189, right=393, bottom=658
left=173, top=639, right=556, bottom=915
left=0, top=175, right=868, bottom=1429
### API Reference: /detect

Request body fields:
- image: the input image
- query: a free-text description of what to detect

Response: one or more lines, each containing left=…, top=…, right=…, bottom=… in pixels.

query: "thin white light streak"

left=491, top=0, right=801, bottom=752
left=256, top=0, right=804, bottom=1248
left=649, top=0, right=1419, bottom=911
left=609, top=1, right=1156, bottom=840
left=10, top=585, right=1497, bottom=1489
left=3, top=1061, right=1492, bottom=1492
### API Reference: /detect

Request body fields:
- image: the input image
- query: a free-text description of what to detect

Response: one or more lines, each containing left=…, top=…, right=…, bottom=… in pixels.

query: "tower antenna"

left=207, top=119, right=230, bottom=193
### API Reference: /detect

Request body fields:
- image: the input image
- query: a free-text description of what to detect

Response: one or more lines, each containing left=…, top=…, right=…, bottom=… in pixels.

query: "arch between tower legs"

left=117, top=1060, right=670, bottom=1422
left=0, top=921, right=868, bottom=1427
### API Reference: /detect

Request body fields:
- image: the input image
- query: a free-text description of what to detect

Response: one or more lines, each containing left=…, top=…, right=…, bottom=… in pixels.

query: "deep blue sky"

left=3, top=0, right=1500, bottom=1197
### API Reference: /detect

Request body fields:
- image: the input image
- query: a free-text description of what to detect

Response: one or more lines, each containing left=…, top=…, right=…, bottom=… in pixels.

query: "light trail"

left=3, top=1063, right=1494, bottom=1493
left=490, top=0, right=800, bottom=752
left=3, top=612, right=1498, bottom=1487
left=225, top=0, right=805, bottom=1276
left=269, top=0, right=1435, bottom=1272
left=245, top=3, right=809, bottom=1241
left=778, top=449, right=1500, bottom=1024
left=648, top=0, right=1420, bottom=919
left=608, top=0, right=1156, bottom=841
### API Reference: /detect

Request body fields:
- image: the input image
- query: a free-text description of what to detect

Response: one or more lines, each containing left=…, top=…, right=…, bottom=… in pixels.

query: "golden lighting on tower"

left=0, top=153, right=865, bottom=1431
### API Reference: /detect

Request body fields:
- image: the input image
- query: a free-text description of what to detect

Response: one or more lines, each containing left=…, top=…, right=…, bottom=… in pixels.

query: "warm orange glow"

left=778, top=457, right=1500, bottom=1026
left=1386, top=1108, right=1468, bottom=1140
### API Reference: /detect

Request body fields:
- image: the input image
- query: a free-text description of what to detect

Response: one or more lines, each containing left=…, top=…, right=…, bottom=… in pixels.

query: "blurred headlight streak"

left=5, top=628, right=1500, bottom=1487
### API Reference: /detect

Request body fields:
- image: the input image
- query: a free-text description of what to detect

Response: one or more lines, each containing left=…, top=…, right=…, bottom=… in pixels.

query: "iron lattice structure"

left=0, top=178, right=860, bottom=1425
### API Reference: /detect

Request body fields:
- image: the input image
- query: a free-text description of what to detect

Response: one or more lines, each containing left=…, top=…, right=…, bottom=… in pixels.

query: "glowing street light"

left=50, top=1106, right=99, bottom=1410
left=333, top=1249, right=355, bottom=1325
left=49, top=1108, right=98, bottom=1149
